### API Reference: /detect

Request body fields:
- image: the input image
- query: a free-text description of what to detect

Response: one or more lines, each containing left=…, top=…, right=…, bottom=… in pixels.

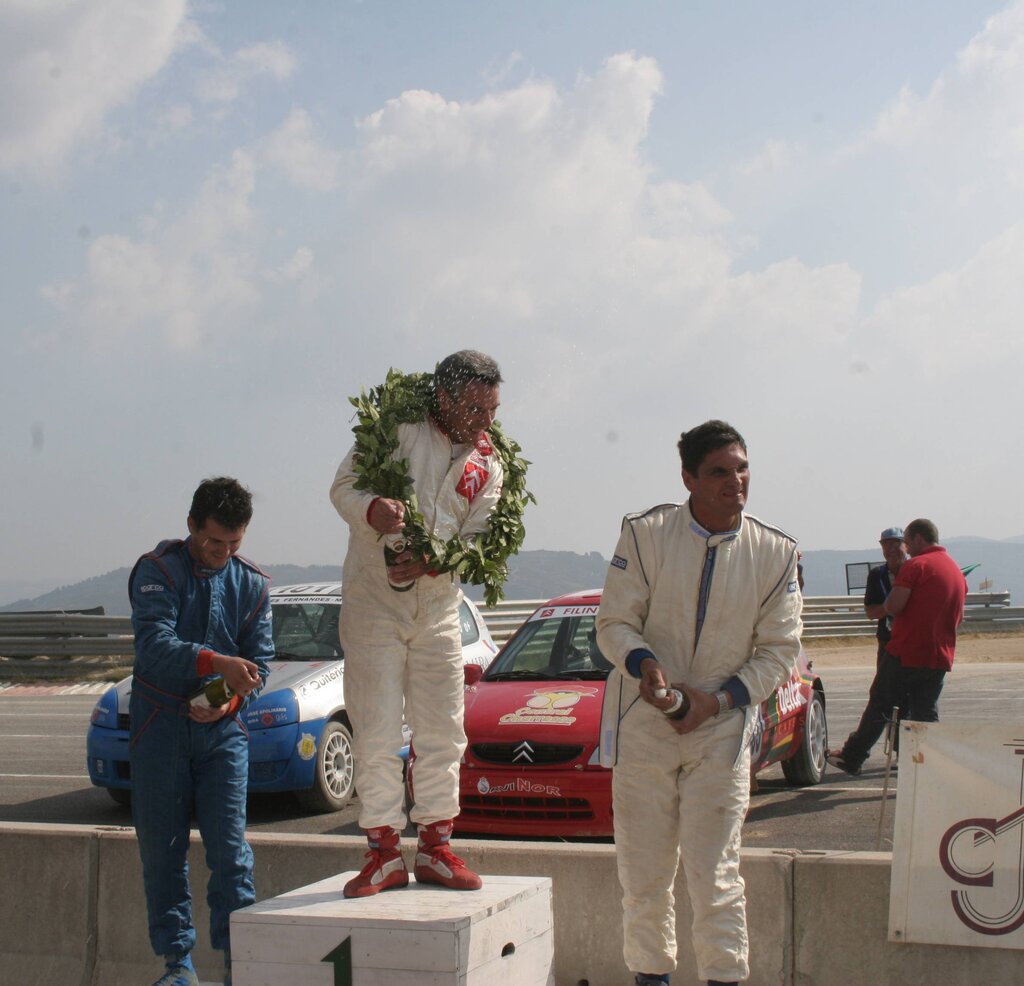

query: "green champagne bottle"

left=189, top=676, right=234, bottom=709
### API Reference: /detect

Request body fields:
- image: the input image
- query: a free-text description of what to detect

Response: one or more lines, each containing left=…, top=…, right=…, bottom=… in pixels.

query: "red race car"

left=445, top=589, right=826, bottom=838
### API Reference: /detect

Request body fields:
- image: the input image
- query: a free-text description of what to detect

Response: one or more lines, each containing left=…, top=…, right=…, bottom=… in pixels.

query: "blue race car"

left=86, top=582, right=497, bottom=813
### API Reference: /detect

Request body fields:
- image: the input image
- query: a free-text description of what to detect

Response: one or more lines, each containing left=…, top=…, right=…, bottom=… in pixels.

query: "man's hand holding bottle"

left=188, top=654, right=262, bottom=723
left=638, top=656, right=728, bottom=735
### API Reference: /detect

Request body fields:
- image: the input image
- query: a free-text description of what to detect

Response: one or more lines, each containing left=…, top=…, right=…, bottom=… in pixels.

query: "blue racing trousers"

left=129, top=678, right=254, bottom=957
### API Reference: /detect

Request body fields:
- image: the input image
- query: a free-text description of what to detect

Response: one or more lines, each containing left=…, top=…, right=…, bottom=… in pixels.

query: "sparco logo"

left=513, top=741, right=534, bottom=763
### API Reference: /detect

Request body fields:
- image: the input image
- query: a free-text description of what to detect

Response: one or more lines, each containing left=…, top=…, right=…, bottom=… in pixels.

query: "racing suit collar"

left=185, top=536, right=230, bottom=579
left=687, top=505, right=742, bottom=548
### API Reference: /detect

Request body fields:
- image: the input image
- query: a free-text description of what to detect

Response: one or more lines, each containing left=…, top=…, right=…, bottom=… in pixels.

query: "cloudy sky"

left=3, top=0, right=1023, bottom=597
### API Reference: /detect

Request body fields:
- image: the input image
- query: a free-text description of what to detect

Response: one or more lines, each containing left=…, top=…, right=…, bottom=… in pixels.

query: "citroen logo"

left=513, top=740, right=534, bottom=763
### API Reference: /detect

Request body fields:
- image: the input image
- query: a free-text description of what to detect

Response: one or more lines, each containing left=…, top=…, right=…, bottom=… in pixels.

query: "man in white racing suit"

left=329, top=350, right=503, bottom=898
left=596, top=420, right=802, bottom=986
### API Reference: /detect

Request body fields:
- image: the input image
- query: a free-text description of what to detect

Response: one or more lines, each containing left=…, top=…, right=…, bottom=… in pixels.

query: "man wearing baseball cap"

left=826, top=526, right=909, bottom=776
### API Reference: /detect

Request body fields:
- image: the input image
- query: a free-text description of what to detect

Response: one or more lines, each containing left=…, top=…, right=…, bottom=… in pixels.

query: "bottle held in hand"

left=383, top=535, right=414, bottom=592
left=189, top=676, right=234, bottom=710
left=654, top=687, right=690, bottom=720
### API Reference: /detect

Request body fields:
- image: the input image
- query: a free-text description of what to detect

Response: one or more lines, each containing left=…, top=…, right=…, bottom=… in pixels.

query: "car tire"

left=782, top=689, right=827, bottom=786
left=296, top=720, right=356, bottom=813
left=107, top=787, right=131, bottom=808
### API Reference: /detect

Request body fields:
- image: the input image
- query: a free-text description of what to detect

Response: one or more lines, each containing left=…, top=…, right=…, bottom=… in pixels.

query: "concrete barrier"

left=0, top=824, right=1017, bottom=986
left=0, top=823, right=98, bottom=986
left=793, top=852, right=1020, bottom=985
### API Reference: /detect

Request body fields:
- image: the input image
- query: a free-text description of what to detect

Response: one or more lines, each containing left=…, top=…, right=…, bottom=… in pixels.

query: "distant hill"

left=5, top=538, right=1020, bottom=616
left=0, top=564, right=342, bottom=617
left=0, top=551, right=609, bottom=615
left=462, top=550, right=609, bottom=604
left=798, top=536, right=1024, bottom=600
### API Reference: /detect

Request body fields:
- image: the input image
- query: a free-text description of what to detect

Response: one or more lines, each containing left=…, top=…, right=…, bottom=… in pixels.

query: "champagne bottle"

left=383, top=535, right=414, bottom=592
left=189, top=676, right=234, bottom=709
left=654, top=687, right=690, bottom=720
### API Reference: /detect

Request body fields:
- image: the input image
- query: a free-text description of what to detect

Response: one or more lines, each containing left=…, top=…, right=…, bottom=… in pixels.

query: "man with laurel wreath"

left=330, top=350, right=503, bottom=897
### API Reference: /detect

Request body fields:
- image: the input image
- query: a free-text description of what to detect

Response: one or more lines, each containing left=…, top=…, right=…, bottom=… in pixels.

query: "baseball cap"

left=879, top=526, right=904, bottom=541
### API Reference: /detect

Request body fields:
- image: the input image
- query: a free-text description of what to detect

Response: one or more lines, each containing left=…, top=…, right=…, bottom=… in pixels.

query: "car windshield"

left=271, top=602, right=342, bottom=661
left=484, top=611, right=611, bottom=680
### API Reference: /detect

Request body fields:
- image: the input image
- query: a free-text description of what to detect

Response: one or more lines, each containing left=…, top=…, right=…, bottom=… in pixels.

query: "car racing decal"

left=530, top=605, right=599, bottom=621
left=299, top=665, right=344, bottom=696
left=751, top=669, right=814, bottom=764
left=248, top=704, right=292, bottom=728
left=297, top=733, right=317, bottom=760
left=499, top=686, right=600, bottom=726
left=476, top=776, right=564, bottom=797
left=456, top=447, right=491, bottom=502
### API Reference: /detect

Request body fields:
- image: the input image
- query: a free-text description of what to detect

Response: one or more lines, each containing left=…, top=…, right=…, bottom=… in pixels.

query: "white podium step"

left=230, top=872, right=554, bottom=985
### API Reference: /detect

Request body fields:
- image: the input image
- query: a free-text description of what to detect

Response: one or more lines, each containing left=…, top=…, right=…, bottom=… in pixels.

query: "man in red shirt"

left=883, top=518, right=967, bottom=721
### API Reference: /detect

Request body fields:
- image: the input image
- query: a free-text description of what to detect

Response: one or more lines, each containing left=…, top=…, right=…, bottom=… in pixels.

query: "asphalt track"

left=2, top=659, right=1023, bottom=852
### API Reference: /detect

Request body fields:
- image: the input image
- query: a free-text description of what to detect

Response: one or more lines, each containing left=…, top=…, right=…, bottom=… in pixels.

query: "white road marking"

left=0, top=773, right=90, bottom=779
left=0, top=734, right=84, bottom=738
left=0, top=713, right=95, bottom=717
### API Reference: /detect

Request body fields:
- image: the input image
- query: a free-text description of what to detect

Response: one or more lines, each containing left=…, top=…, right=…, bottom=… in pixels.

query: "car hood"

left=464, top=679, right=605, bottom=744
left=263, top=659, right=343, bottom=695
left=106, top=660, right=345, bottom=718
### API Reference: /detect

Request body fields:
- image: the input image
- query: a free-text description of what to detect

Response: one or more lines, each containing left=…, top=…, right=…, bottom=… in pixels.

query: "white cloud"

left=862, top=223, right=1024, bottom=372
left=332, top=49, right=871, bottom=522
left=863, top=4, right=1024, bottom=169
left=733, top=138, right=802, bottom=178
left=338, top=47, right=864, bottom=406
left=0, top=0, right=191, bottom=173
left=43, top=150, right=261, bottom=351
left=482, top=51, right=524, bottom=88
left=195, top=40, right=295, bottom=106
left=853, top=2, right=1024, bottom=194
left=275, top=246, right=314, bottom=282
left=348, top=54, right=675, bottom=324
left=260, top=108, right=342, bottom=190
left=157, top=102, right=194, bottom=132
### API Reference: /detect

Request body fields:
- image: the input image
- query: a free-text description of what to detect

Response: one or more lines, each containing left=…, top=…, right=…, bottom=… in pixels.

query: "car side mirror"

left=463, top=664, right=484, bottom=686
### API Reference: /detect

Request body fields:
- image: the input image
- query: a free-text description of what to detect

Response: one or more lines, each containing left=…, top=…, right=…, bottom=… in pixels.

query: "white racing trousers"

left=613, top=704, right=751, bottom=982
left=340, top=572, right=465, bottom=831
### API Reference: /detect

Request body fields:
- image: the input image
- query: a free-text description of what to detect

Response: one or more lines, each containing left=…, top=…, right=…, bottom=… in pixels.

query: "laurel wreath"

left=348, top=368, right=535, bottom=606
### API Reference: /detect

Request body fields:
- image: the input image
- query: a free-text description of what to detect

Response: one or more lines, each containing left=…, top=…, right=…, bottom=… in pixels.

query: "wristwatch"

left=713, top=690, right=730, bottom=717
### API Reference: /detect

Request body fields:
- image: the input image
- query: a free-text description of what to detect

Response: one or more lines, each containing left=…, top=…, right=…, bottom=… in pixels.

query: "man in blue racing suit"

left=128, top=477, right=273, bottom=986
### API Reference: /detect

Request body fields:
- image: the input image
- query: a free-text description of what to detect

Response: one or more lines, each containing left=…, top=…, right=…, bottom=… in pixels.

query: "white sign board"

left=889, top=721, right=1024, bottom=948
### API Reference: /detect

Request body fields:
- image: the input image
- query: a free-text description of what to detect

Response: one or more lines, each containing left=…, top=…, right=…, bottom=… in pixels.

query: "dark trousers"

left=840, top=649, right=905, bottom=769
left=130, top=686, right=254, bottom=958
left=896, top=665, right=946, bottom=722
left=842, top=650, right=947, bottom=767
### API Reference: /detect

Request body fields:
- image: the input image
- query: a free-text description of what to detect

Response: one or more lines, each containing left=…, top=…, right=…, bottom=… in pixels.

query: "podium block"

left=230, top=873, right=554, bottom=985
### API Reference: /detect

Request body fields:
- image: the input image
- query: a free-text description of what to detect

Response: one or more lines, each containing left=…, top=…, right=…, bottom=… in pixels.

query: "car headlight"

left=89, top=687, right=119, bottom=729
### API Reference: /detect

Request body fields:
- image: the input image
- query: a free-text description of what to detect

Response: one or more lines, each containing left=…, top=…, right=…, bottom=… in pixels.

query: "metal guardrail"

left=1, top=592, right=1019, bottom=658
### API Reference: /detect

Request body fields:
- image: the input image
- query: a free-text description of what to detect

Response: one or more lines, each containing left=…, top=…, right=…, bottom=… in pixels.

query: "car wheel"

left=782, top=689, right=827, bottom=786
left=107, top=788, right=132, bottom=808
left=296, top=720, right=356, bottom=813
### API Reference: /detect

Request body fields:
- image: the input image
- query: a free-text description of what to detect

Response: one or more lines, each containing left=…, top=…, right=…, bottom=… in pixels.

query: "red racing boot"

left=414, top=820, right=482, bottom=890
left=343, top=826, right=409, bottom=898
